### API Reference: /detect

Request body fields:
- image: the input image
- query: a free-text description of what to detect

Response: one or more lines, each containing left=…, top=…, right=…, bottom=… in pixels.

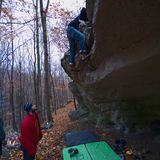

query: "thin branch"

left=13, top=38, right=33, bottom=53
left=0, top=15, right=54, bottom=25
left=45, top=0, right=50, bottom=11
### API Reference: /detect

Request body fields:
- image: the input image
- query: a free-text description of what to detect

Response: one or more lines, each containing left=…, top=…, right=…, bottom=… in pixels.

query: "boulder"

left=61, top=0, right=160, bottom=131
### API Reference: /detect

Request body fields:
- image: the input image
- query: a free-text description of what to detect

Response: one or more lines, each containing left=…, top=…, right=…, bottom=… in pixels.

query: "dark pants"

left=21, top=146, right=35, bottom=160
left=0, top=140, right=2, bottom=156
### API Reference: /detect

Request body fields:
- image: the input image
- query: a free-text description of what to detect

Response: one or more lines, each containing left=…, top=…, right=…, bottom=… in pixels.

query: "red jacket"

left=20, top=112, right=42, bottom=155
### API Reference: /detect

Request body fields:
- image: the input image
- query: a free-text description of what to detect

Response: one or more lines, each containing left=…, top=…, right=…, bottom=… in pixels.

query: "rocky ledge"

left=61, top=0, right=160, bottom=132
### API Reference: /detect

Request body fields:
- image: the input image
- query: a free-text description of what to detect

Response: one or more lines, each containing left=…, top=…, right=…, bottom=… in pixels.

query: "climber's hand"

left=79, top=20, right=86, bottom=26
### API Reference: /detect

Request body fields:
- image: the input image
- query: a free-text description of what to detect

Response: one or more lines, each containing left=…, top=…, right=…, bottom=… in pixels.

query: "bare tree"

left=39, top=0, right=52, bottom=121
left=32, top=0, right=43, bottom=119
left=8, top=15, right=17, bottom=131
left=0, top=0, right=3, bottom=16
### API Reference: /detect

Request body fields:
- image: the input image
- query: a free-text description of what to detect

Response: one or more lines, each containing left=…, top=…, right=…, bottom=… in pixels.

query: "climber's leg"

left=67, top=26, right=86, bottom=55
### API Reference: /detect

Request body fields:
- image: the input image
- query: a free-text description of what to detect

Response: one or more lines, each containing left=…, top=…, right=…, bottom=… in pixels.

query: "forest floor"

left=2, top=102, right=160, bottom=160
left=3, top=102, right=80, bottom=160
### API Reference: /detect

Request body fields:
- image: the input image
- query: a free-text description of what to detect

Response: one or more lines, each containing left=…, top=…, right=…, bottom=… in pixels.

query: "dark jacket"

left=68, top=8, right=88, bottom=30
left=0, top=118, right=5, bottom=141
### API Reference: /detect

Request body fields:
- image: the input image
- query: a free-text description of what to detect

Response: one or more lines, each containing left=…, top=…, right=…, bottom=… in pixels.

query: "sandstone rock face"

left=61, top=0, right=160, bottom=131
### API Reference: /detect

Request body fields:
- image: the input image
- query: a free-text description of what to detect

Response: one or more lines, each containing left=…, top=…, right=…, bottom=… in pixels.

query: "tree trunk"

left=19, top=61, right=23, bottom=128
left=50, top=72, right=57, bottom=115
left=0, top=0, right=2, bottom=16
left=35, top=0, right=42, bottom=118
left=10, top=20, right=17, bottom=131
left=33, top=26, right=37, bottom=108
left=39, top=0, right=52, bottom=122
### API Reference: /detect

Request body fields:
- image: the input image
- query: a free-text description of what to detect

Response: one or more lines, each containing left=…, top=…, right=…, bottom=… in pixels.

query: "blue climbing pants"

left=67, top=26, right=86, bottom=64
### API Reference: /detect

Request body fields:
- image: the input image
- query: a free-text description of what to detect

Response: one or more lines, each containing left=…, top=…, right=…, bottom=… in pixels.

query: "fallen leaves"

left=10, top=102, right=80, bottom=160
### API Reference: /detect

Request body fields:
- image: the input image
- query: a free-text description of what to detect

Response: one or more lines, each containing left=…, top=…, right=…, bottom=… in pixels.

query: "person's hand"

left=79, top=20, right=86, bottom=26
left=79, top=20, right=86, bottom=32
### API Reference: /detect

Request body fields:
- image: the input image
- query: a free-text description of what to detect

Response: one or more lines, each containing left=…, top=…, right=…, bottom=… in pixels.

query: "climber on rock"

left=67, top=7, right=90, bottom=70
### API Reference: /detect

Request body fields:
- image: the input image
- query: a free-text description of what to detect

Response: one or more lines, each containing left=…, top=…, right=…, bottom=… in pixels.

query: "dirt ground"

left=2, top=102, right=160, bottom=160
